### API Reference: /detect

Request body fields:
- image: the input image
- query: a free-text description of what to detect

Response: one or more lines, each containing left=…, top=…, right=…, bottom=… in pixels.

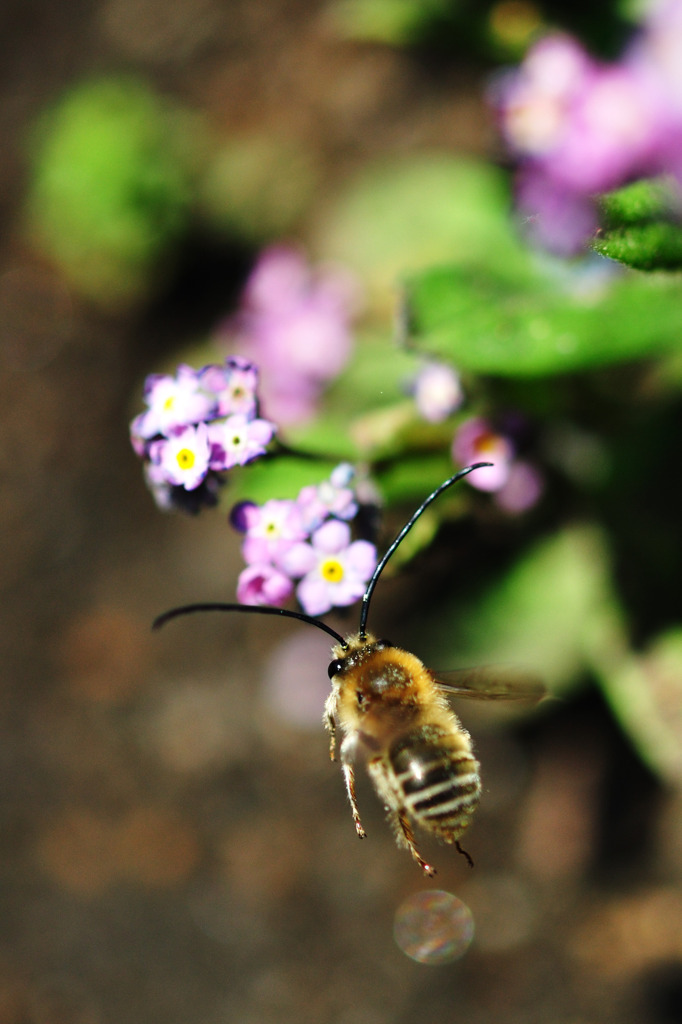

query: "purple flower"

left=515, top=166, right=599, bottom=256
left=452, top=417, right=514, bottom=492
left=135, top=364, right=215, bottom=440
left=236, top=563, right=295, bottom=607
left=280, top=519, right=377, bottom=617
left=492, top=14, right=682, bottom=254
left=129, top=414, right=149, bottom=458
left=542, top=63, right=667, bottom=194
left=143, top=460, right=174, bottom=510
left=452, top=417, right=543, bottom=512
left=496, top=460, right=544, bottom=513
left=131, top=355, right=277, bottom=512
left=296, top=463, right=358, bottom=532
left=493, top=34, right=593, bottom=158
left=152, top=423, right=212, bottom=491
left=201, top=357, right=260, bottom=419
left=218, top=246, right=360, bottom=425
left=411, top=361, right=464, bottom=423
left=240, top=498, right=308, bottom=566
left=207, top=414, right=276, bottom=470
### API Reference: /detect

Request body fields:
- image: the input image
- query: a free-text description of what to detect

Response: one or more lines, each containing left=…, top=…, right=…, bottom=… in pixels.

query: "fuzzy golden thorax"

left=329, top=632, right=444, bottom=742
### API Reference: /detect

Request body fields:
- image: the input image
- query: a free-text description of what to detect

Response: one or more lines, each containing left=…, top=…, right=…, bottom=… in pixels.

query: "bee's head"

left=327, top=632, right=387, bottom=681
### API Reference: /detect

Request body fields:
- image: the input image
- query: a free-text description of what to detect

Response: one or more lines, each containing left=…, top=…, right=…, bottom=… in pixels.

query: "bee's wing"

left=434, top=666, right=546, bottom=703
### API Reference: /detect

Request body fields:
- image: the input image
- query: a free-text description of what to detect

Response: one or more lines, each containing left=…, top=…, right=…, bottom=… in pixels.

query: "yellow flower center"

left=176, top=448, right=195, bottom=470
left=321, top=558, right=344, bottom=583
left=476, top=432, right=499, bottom=455
left=163, top=396, right=176, bottom=411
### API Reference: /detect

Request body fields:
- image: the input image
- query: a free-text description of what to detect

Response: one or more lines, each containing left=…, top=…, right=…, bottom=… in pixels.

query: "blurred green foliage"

left=594, top=178, right=682, bottom=270
left=325, top=0, right=630, bottom=58
left=406, top=263, right=682, bottom=374
left=26, top=77, right=195, bottom=308
left=198, top=135, right=319, bottom=244
left=313, top=156, right=525, bottom=311
left=425, top=525, right=623, bottom=692
left=328, top=0, right=458, bottom=46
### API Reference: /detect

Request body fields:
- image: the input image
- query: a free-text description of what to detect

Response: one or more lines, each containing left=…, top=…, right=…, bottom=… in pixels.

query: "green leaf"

left=226, top=456, right=341, bottom=507
left=327, top=0, right=452, bottom=44
left=599, top=178, right=677, bottom=225
left=593, top=177, right=682, bottom=270
left=592, top=221, right=682, bottom=270
left=407, top=263, right=682, bottom=376
left=312, top=155, right=531, bottom=310
left=26, top=77, right=192, bottom=308
left=419, top=526, right=624, bottom=693
left=595, top=629, right=682, bottom=785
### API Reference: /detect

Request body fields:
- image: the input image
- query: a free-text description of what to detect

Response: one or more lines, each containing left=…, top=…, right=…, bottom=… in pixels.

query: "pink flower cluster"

left=452, top=416, right=543, bottom=513
left=218, top=246, right=360, bottom=426
left=492, top=4, right=682, bottom=254
left=232, top=464, right=377, bottom=616
left=130, top=358, right=276, bottom=512
left=408, top=359, right=543, bottom=514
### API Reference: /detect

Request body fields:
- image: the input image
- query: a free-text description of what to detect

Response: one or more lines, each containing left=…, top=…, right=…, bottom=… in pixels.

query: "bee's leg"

left=397, top=809, right=436, bottom=877
left=325, top=713, right=337, bottom=761
left=455, top=840, right=474, bottom=868
left=323, top=694, right=337, bottom=761
left=341, top=761, right=367, bottom=839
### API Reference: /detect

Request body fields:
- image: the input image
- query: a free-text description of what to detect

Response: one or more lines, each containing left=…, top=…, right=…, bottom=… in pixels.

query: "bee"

left=154, top=463, right=544, bottom=876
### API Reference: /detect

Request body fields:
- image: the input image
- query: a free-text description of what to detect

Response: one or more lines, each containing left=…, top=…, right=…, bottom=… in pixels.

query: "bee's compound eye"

left=328, top=659, right=344, bottom=679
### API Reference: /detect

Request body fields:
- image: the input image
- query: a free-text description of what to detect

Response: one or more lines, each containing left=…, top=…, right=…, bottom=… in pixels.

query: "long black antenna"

left=153, top=602, right=347, bottom=647
left=358, top=462, right=492, bottom=638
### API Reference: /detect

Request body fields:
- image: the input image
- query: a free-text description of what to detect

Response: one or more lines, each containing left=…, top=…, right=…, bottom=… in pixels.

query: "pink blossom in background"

left=219, top=246, right=361, bottom=425
left=633, top=0, right=682, bottom=115
left=492, top=6, right=682, bottom=254
left=452, top=417, right=514, bottom=492
left=541, top=64, right=668, bottom=194
left=496, top=460, right=544, bottom=514
left=453, top=417, right=544, bottom=512
left=515, top=167, right=599, bottom=256
left=411, top=361, right=464, bottom=423
left=263, top=629, right=335, bottom=728
left=494, top=34, right=594, bottom=158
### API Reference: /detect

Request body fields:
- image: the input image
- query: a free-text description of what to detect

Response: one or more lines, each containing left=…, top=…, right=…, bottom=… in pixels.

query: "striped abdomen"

left=389, top=725, right=481, bottom=841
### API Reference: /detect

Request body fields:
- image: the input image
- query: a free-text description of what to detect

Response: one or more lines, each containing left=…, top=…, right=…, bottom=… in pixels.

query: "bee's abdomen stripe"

left=415, top=789, right=480, bottom=823
left=407, top=775, right=479, bottom=811
left=395, top=759, right=452, bottom=795
left=402, top=777, right=458, bottom=810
